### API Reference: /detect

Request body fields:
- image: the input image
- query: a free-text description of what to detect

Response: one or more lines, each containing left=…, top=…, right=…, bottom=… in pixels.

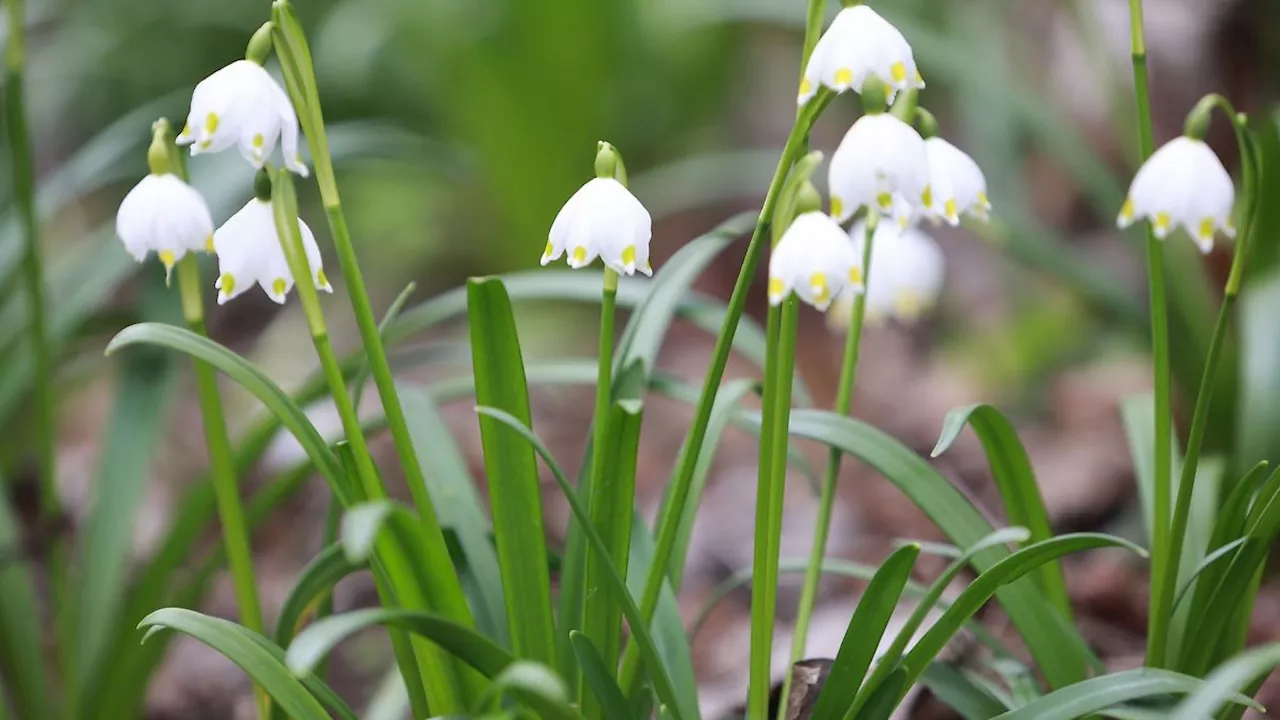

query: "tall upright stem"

left=1128, top=0, right=1174, bottom=668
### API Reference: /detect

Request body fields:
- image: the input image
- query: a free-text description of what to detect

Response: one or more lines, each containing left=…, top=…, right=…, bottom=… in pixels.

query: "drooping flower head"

left=828, top=112, right=930, bottom=229
left=116, top=121, right=215, bottom=279
left=176, top=59, right=309, bottom=177
left=921, top=137, right=991, bottom=225
left=212, top=181, right=331, bottom=304
left=542, top=142, right=653, bottom=276
left=768, top=211, right=863, bottom=311
left=831, top=219, right=944, bottom=327
left=798, top=5, right=923, bottom=106
left=1117, top=135, right=1235, bottom=253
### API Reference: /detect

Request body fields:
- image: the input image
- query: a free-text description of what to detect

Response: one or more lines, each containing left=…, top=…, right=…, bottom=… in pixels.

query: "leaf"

left=919, top=663, right=1010, bottom=720
left=273, top=544, right=364, bottom=648
left=399, top=384, right=508, bottom=646
left=1170, top=642, right=1280, bottom=719
left=475, top=661, right=582, bottom=720
left=1237, top=269, right=1280, bottom=469
left=0, top=476, right=50, bottom=720
left=1169, top=537, right=1246, bottom=616
left=763, top=408, right=1099, bottom=689
left=900, top=534, right=1145, bottom=693
left=139, top=609, right=332, bottom=720
left=993, top=668, right=1261, bottom=720
left=467, top=277, right=556, bottom=666
left=1119, top=394, right=1180, bottom=553
left=475, top=406, right=688, bottom=720
left=352, top=281, right=418, bottom=411
left=934, top=404, right=1070, bottom=619
left=570, top=632, right=636, bottom=720
left=104, top=323, right=350, bottom=502
left=808, top=544, right=920, bottom=720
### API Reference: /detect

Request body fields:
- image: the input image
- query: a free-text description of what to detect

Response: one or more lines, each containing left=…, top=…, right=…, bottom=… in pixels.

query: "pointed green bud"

left=795, top=181, right=822, bottom=216
left=594, top=140, right=629, bottom=185
left=254, top=168, right=273, bottom=202
left=914, top=107, right=940, bottom=139
left=246, top=22, right=275, bottom=65
left=860, top=74, right=888, bottom=114
left=147, top=118, right=174, bottom=175
left=1184, top=95, right=1215, bottom=140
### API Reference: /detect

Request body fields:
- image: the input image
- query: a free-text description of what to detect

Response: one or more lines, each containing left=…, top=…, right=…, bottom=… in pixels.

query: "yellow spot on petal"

left=219, top=273, right=236, bottom=296
left=921, top=186, right=933, bottom=209
left=809, top=272, right=830, bottom=304
left=876, top=192, right=893, bottom=211
left=830, top=196, right=844, bottom=219
left=177, top=123, right=191, bottom=139
left=204, top=112, right=219, bottom=135
left=977, top=191, right=990, bottom=209
left=895, top=291, right=922, bottom=320
left=157, top=250, right=176, bottom=270
left=799, top=78, right=812, bottom=96
left=1198, top=217, right=1216, bottom=240
left=571, top=246, right=587, bottom=265
left=914, top=69, right=924, bottom=85
left=834, top=68, right=854, bottom=87
left=768, top=277, right=785, bottom=302
left=944, top=199, right=958, bottom=222
left=543, top=241, right=555, bottom=259
left=1120, top=198, right=1135, bottom=220
left=1155, top=211, right=1172, bottom=233
left=198, top=139, right=212, bottom=150
left=882, top=82, right=893, bottom=99
left=890, top=62, right=907, bottom=84
left=252, top=133, right=265, bottom=149
left=621, top=244, right=637, bottom=269
left=848, top=266, right=863, bottom=285
left=316, top=268, right=329, bottom=288
left=272, top=278, right=287, bottom=297
left=204, top=235, right=215, bottom=252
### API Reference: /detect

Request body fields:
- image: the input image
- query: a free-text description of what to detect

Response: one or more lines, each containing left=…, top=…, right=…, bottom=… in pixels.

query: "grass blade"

left=919, top=662, right=1010, bottom=720
left=1170, top=642, right=1280, bottom=719
left=0, top=477, right=48, bottom=720
left=476, top=661, right=583, bottom=720
left=467, top=277, right=556, bottom=666
left=994, top=668, right=1261, bottom=720
left=570, top=632, right=637, bottom=720
left=934, top=404, right=1070, bottom=619
left=476, top=405, right=687, bottom=720
left=807, top=544, right=920, bottom=720
left=139, top=609, right=331, bottom=720
left=273, top=544, right=364, bottom=648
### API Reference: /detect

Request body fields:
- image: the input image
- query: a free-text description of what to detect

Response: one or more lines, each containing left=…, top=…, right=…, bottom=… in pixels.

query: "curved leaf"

left=570, top=632, right=636, bottom=720
left=934, top=404, right=1069, bottom=618
left=995, top=668, right=1260, bottom=720
left=919, top=663, right=1010, bottom=720
left=139, top=609, right=332, bottom=720
left=475, top=661, right=582, bottom=720
left=1170, top=642, right=1280, bottom=719
left=274, top=544, right=364, bottom=648
left=105, top=323, right=350, bottom=502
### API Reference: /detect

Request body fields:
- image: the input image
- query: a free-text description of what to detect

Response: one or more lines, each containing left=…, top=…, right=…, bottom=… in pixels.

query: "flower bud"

left=594, top=140, right=626, bottom=184
left=246, top=22, right=275, bottom=65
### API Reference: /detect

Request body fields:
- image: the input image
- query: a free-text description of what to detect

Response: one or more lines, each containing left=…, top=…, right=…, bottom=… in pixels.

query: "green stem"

left=777, top=221, right=876, bottom=718
left=750, top=297, right=801, bottom=720
left=616, top=94, right=829, bottom=693
left=1128, top=0, right=1175, bottom=669
left=5, top=0, right=64, bottom=682
left=580, top=269, right=618, bottom=719
left=1163, top=118, right=1258, bottom=672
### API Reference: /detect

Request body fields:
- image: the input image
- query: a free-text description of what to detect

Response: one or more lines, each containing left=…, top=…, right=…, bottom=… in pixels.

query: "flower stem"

left=777, top=220, right=876, bottom=718
left=5, top=0, right=66, bottom=687
left=1128, top=0, right=1174, bottom=668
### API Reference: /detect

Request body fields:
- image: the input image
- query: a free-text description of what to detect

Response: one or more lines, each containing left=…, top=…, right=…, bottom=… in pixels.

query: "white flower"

left=828, top=113, right=931, bottom=227
left=831, top=220, right=944, bottom=326
left=115, top=173, right=215, bottom=277
left=543, top=177, right=653, bottom=276
left=768, top=212, right=863, bottom=311
left=212, top=198, right=332, bottom=305
left=176, top=60, right=309, bottom=177
left=922, top=137, right=991, bottom=225
left=798, top=5, right=924, bottom=105
left=1117, top=136, right=1235, bottom=253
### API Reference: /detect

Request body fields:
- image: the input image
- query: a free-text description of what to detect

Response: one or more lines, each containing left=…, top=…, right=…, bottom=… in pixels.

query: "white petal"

left=925, top=137, right=988, bottom=224
left=214, top=199, right=286, bottom=304
left=770, top=212, right=859, bottom=310
left=829, top=114, right=929, bottom=221
left=299, top=219, right=331, bottom=291
left=546, top=177, right=651, bottom=274
left=852, top=220, right=944, bottom=322
left=116, top=174, right=215, bottom=264
left=801, top=6, right=920, bottom=102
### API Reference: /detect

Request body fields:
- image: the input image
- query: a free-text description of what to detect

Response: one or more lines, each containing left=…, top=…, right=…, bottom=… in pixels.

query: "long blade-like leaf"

left=994, top=668, right=1260, bottom=720
left=570, top=632, right=637, bottom=720
left=1170, top=643, right=1280, bottom=719
left=273, top=543, right=364, bottom=648
left=0, top=477, right=49, bottom=720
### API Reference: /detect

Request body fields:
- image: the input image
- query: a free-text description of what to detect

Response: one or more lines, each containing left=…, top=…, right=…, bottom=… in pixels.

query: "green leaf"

left=475, top=406, right=687, bottom=720
left=855, top=668, right=908, bottom=720
left=399, top=384, right=508, bottom=646
left=570, top=632, right=636, bottom=720
left=1170, top=642, right=1280, bottom=719
left=1120, top=394, right=1181, bottom=553
left=467, top=277, right=556, bottom=666
left=919, top=663, right=1010, bottom=720
left=352, top=281, right=418, bottom=411
left=104, top=323, right=351, bottom=502
left=1237, top=270, right=1280, bottom=469
left=1169, top=537, right=1246, bottom=616
left=900, top=534, right=1145, bottom=693
left=139, top=609, right=332, bottom=720
left=475, top=661, right=582, bottom=720
left=934, top=404, right=1070, bottom=619
left=808, top=544, right=919, bottom=720
left=765, top=408, right=1099, bottom=689
left=993, top=668, right=1261, bottom=720
left=0, top=477, right=49, bottom=720
left=273, top=544, right=364, bottom=648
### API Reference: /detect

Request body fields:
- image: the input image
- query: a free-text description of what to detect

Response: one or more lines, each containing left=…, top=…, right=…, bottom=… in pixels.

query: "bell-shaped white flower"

left=543, top=177, right=653, bottom=276
left=828, top=113, right=931, bottom=228
left=212, top=198, right=332, bottom=305
left=115, top=173, right=215, bottom=277
left=831, top=220, right=944, bottom=326
left=1117, top=136, right=1235, bottom=253
left=798, top=5, right=924, bottom=106
left=768, top=212, right=863, bottom=311
left=921, top=137, right=991, bottom=225
left=176, top=60, right=309, bottom=177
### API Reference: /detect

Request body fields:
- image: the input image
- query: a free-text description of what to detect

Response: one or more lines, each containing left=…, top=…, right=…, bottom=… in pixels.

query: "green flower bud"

left=860, top=74, right=887, bottom=114
left=594, top=140, right=628, bottom=185
left=246, top=22, right=275, bottom=66
left=795, top=180, right=822, bottom=216
left=913, top=106, right=940, bottom=139
left=147, top=118, right=174, bottom=175
left=1183, top=95, right=1215, bottom=140
left=254, top=168, right=273, bottom=202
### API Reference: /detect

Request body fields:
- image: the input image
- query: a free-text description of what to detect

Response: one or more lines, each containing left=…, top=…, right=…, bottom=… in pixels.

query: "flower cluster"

left=115, top=44, right=330, bottom=305
left=770, top=5, right=989, bottom=323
